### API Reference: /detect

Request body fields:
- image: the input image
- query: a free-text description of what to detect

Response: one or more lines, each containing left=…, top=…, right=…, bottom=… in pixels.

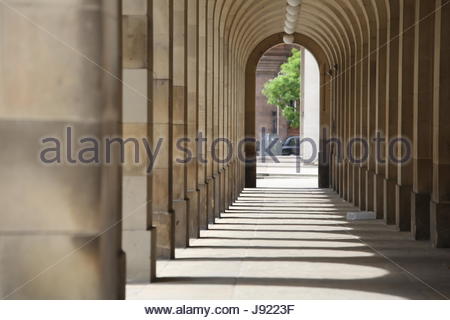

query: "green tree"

left=262, top=48, right=301, bottom=129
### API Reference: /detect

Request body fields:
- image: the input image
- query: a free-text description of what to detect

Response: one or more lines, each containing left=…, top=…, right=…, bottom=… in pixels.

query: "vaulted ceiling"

left=211, top=0, right=389, bottom=68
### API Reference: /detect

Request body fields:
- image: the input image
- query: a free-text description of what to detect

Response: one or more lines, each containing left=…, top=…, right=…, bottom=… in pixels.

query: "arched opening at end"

left=254, top=43, right=321, bottom=189
left=245, top=33, right=332, bottom=190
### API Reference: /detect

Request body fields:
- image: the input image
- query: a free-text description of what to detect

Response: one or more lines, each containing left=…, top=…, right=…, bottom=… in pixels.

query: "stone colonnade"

left=121, top=0, right=247, bottom=283
left=1, top=0, right=450, bottom=299
left=325, top=0, right=450, bottom=248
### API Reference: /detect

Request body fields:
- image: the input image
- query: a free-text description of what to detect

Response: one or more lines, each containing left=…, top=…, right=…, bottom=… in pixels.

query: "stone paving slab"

left=127, top=187, right=450, bottom=300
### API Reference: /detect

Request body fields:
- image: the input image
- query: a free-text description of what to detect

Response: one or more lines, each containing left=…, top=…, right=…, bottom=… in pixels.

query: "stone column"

left=244, top=61, right=256, bottom=188
left=122, top=0, right=155, bottom=283
left=186, top=0, right=200, bottom=239
left=218, top=31, right=226, bottom=216
left=384, top=1, right=400, bottom=225
left=212, top=6, right=221, bottom=219
left=218, top=20, right=225, bottom=217
left=197, top=0, right=208, bottom=230
left=374, top=9, right=388, bottom=220
left=359, top=40, right=369, bottom=210
left=346, top=56, right=354, bottom=203
left=206, top=0, right=216, bottom=224
left=346, top=59, right=353, bottom=202
left=0, top=0, right=123, bottom=298
left=342, top=65, right=348, bottom=198
left=352, top=44, right=363, bottom=207
left=171, top=0, right=189, bottom=248
left=411, top=0, right=435, bottom=240
left=150, top=0, right=174, bottom=259
left=395, top=0, right=415, bottom=231
left=332, top=69, right=339, bottom=192
left=223, top=53, right=229, bottom=209
left=240, top=68, right=246, bottom=191
left=338, top=64, right=344, bottom=196
left=338, top=58, right=347, bottom=199
left=430, top=0, right=450, bottom=248
left=319, top=65, right=331, bottom=189
left=366, top=17, right=377, bottom=213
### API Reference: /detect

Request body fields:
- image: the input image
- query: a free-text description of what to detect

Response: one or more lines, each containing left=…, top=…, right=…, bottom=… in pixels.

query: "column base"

left=198, top=183, right=208, bottom=230
left=206, top=178, right=215, bottom=225
left=374, top=173, right=384, bottom=219
left=122, top=227, right=155, bottom=284
left=173, top=199, right=188, bottom=248
left=352, top=165, right=360, bottom=207
left=213, top=174, right=221, bottom=219
left=358, top=166, right=367, bottom=210
left=340, top=161, right=345, bottom=197
left=245, top=161, right=256, bottom=188
left=365, top=169, right=375, bottom=212
left=383, top=178, right=396, bottom=225
left=153, top=211, right=174, bottom=259
left=339, top=161, right=345, bottom=198
left=219, top=169, right=226, bottom=214
left=431, top=201, right=450, bottom=248
left=395, top=184, right=412, bottom=231
left=318, top=152, right=330, bottom=188
left=411, top=192, right=431, bottom=240
left=341, top=161, right=348, bottom=200
left=227, top=165, right=234, bottom=208
left=346, top=162, right=353, bottom=203
left=187, top=189, right=200, bottom=240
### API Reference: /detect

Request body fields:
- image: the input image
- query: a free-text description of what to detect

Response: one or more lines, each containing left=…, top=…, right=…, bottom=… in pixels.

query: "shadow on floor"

left=127, top=188, right=450, bottom=300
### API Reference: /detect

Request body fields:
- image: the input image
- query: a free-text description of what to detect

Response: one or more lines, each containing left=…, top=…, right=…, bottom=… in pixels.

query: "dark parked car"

left=281, top=136, right=300, bottom=155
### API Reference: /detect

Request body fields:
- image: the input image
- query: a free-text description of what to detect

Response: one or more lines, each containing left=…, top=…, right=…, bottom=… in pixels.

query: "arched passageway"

left=252, top=43, right=322, bottom=189
left=1, top=0, right=450, bottom=299
left=244, top=33, right=331, bottom=189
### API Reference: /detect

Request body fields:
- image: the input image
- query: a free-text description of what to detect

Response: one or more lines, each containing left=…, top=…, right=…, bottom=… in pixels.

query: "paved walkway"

left=127, top=187, right=450, bottom=300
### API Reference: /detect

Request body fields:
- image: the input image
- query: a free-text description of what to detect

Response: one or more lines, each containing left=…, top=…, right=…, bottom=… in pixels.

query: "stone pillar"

left=359, top=40, right=369, bottom=210
left=319, top=66, right=331, bottom=189
left=337, top=62, right=344, bottom=197
left=197, top=0, right=208, bottom=230
left=411, top=0, right=435, bottom=240
left=374, top=7, right=388, bottom=220
left=395, top=0, right=415, bottom=231
left=240, top=68, right=247, bottom=191
left=0, top=0, right=123, bottom=298
left=384, top=1, right=400, bottom=225
left=206, top=0, right=216, bottom=224
left=186, top=0, right=200, bottom=240
left=212, top=6, right=221, bottom=219
left=244, top=68, right=257, bottom=189
left=342, top=62, right=352, bottom=202
left=224, top=37, right=232, bottom=210
left=430, top=0, right=450, bottom=248
left=150, top=0, right=174, bottom=259
left=331, top=70, right=339, bottom=192
left=366, top=16, right=377, bottom=213
left=122, top=0, right=155, bottom=283
left=352, top=45, right=363, bottom=207
left=346, top=57, right=354, bottom=203
left=220, top=35, right=227, bottom=213
left=340, top=64, right=346, bottom=197
left=171, top=0, right=189, bottom=248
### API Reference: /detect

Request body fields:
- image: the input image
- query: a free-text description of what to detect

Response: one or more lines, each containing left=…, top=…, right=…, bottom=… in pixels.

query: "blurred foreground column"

left=0, top=0, right=124, bottom=298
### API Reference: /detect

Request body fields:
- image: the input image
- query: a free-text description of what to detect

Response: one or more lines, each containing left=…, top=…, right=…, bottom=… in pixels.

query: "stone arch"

left=244, top=32, right=331, bottom=188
